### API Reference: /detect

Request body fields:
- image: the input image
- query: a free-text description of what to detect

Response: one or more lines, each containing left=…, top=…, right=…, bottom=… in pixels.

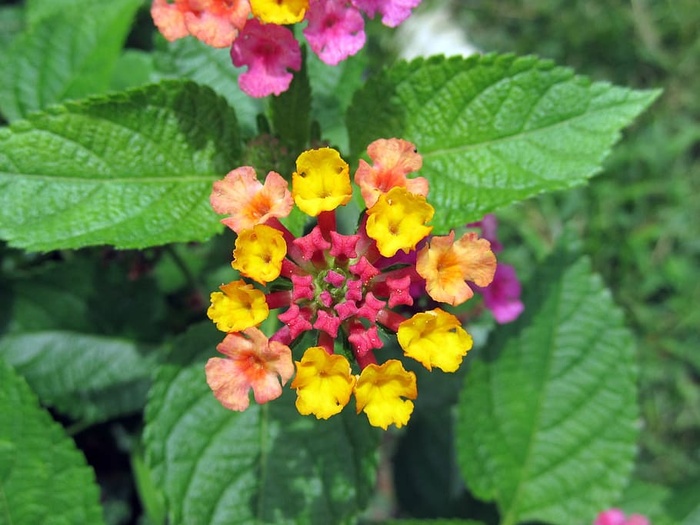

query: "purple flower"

left=594, top=508, right=650, bottom=525
left=479, top=263, right=524, bottom=324
left=304, top=0, right=365, bottom=65
left=351, top=0, right=422, bottom=27
left=231, top=19, right=301, bottom=97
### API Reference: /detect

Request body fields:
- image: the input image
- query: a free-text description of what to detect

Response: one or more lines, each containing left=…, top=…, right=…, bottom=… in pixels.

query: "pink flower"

left=354, top=138, right=427, bottom=208
left=351, top=0, right=422, bottom=27
left=205, top=327, right=295, bottom=411
left=303, top=0, right=365, bottom=66
left=209, top=166, right=293, bottom=233
left=231, top=19, right=302, bottom=97
left=479, top=263, right=524, bottom=324
left=594, top=509, right=650, bottom=525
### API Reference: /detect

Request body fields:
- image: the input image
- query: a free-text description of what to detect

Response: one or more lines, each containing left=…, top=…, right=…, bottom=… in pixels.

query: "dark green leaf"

left=0, top=0, right=141, bottom=121
left=0, top=81, right=241, bottom=251
left=144, top=322, right=379, bottom=525
left=271, top=48, right=312, bottom=155
left=347, top=54, right=660, bottom=231
left=0, top=359, right=105, bottom=525
left=456, top=247, right=639, bottom=525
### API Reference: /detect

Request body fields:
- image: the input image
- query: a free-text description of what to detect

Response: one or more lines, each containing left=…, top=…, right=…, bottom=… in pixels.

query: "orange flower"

left=210, top=166, right=293, bottom=233
left=151, top=0, right=250, bottom=48
left=354, top=138, right=427, bottom=208
left=416, top=231, right=497, bottom=306
left=205, top=327, right=294, bottom=411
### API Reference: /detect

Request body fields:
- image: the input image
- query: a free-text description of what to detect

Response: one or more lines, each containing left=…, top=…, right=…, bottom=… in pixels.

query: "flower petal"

left=354, top=359, right=417, bottom=429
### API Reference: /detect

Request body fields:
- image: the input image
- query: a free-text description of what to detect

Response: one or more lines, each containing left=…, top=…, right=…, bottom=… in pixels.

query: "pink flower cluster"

left=151, top=0, right=422, bottom=97
left=594, top=508, right=650, bottom=525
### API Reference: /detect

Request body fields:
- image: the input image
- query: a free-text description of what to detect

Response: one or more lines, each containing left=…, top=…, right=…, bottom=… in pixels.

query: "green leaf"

left=0, top=359, right=105, bottom=525
left=0, top=0, right=142, bottom=121
left=0, top=6, right=24, bottom=53
left=0, top=332, right=156, bottom=424
left=152, top=38, right=263, bottom=136
left=346, top=54, right=660, bottom=230
left=0, top=81, right=241, bottom=251
left=111, top=50, right=156, bottom=92
left=0, top=254, right=163, bottom=423
left=271, top=47, right=312, bottom=155
left=144, top=323, right=379, bottom=525
left=456, top=247, right=639, bottom=525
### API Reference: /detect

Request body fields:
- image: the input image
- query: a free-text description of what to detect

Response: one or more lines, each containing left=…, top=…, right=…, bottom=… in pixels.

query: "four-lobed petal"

left=232, top=224, right=287, bottom=285
left=354, top=360, right=417, bottom=430
left=291, top=346, right=356, bottom=419
left=397, top=309, right=473, bottom=372
left=207, top=280, right=269, bottom=332
left=205, top=327, right=294, bottom=411
left=292, top=147, right=353, bottom=216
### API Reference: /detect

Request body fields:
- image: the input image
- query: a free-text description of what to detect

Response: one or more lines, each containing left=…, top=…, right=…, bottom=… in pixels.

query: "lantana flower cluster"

left=151, top=0, right=422, bottom=98
left=205, top=138, right=497, bottom=430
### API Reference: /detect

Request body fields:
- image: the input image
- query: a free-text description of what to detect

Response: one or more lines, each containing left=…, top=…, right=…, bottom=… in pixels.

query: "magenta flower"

left=479, top=263, right=524, bottom=324
left=230, top=18, right=302, bottom=97
left=594, top=508, right=650, bottom=525
left=469, top=214, right=523, bottom=324
left=303, top=0, right=366, bottom=66
left=351, top=0, right=422, bottom=27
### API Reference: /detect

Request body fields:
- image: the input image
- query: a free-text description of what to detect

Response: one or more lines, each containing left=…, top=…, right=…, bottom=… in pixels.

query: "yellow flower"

left=291, top=346, right=356, bottom=419
left=292, top=148, right=352, bottom=216
left=397, top=309, right=473, bottom=372
left=231, top=225, right=287, bottom=285
left=416, top=231, right=497, bottom=306
left=354, top=360, right=417, bottom=430
left=250, top=0, right=308, bottom=24
left=365, top=187, right=433, bottom=257
left=207, top=280, right=269, bottom=332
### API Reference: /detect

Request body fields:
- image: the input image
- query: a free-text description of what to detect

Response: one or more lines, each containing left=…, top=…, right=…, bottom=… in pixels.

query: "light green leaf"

left=152, top=37, right=263, bottom=136
left=456, top=247, right=639, bottom=525
left=0, top=6, right=24, bottom=52
left=0, top=80, right=241, bottom=251
left=0, top=332, right=156, bottom=424
left=0, top=359, right=105, bottom=525
left=144, top=323, right=379, bottom=525
left=347, top=54, right=660, bottom=230
left=385, top=520, right=485, bottom=525
left=0, top=0, right=142, bottom=121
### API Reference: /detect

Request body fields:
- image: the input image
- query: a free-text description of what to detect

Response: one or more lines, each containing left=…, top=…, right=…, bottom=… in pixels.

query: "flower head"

left=354, top=360, right=417, bottom=430
left=593, top=509, right=650, bottom=525
left=205, top=140, right=496, bottom=428
left=303, top=0, right=366, bottom=66
left=231, top=19, right=302, bottom=97
left=351, top=0, right=422, bottom=27
left=355, top=138, right=427, bottom=208
left=205, top=327, right=294, bottom=410
left=398, top=309, right=473, bottom=372
left=151, top=0, right=250, bottom=47
left=210, top=166, right=293, bottom=233
left=417, top=231, right=496, bottom=306
left=291, top=346, right=356, bottom=419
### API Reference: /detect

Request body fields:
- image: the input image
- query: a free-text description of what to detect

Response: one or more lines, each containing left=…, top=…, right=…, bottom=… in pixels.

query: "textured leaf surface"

left=456, top=248, right=639, bottom=525
left=1, top=332, right=156, bottom=423
left=0, top=359, right=105, bottom=525
left=0, top=255, right=162, bottom=423
left=0, top=0, right=141, bottom=121
left=347, top=54, right=659, bottom=231
left=152, top=38, right=263, bottom=135
left=144, top=323, right=379, bottom=525
left=0, top=81, right=241, bottom=251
